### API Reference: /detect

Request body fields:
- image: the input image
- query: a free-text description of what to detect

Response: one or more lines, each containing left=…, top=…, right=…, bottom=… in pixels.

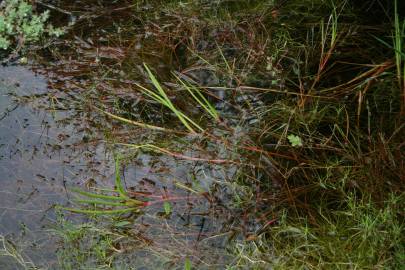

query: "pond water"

left=0, top=1, right=269, bottom=268
left=0, top=65, right=116, bottom=269
left=0, top=65, right=239, bottom=269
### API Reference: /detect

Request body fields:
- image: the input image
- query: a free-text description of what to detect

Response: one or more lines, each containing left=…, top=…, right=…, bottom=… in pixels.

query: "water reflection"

left=0, top=65, right=236, bottom=269
left=0, top=65, right=114, bottom=269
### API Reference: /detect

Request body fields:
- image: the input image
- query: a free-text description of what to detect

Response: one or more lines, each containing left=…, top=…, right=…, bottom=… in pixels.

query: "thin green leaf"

left=185, top=257, right=192, bottom=270
left=60, top=207, right=139, bottom=215
left=115, top=155, right=128, bottom=198
left=73, top=199, right=127, bottom=207
left=372, top=35, right=405, bottom=59
left=174, top=75, right=219, bottom=120
left=114, top=221, right=132, bottom=227
left=70, top=187, right=125, bottom=201
left=125, top=199, right=145, bottom=206
left=141, top=64, right=202, bottom=133
left=163, top=201, right=172, bottom=215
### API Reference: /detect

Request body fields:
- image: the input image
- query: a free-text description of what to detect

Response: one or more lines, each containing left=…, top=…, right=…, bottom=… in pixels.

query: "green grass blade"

left=185, top=257, right=192, bottom=270
left=144, top=64, right=171, bottom=102
left=216, top=42, right=233, bottom=75
left=371, top=35, right=405, bottom=59
left=60, top=207, right=139, bottom=215
left=191, top=85, right=219, bottom=120
left=142, top=64, right=199, bottom=133
left=139, top=83, right=203, bottom=132
left=95, top=107, right=175, bottom=133
left=176, top=111, right=204, bottom=132
left=73, top=199, right=128, bottom=207
left=74, top=198, right=144, bottom=207
left=125, top=199, right=145, bottom=206
left=174, top=75, right=219, bottom=120
left=137, top=84, right=169, bottom=106
left=114, top=155, right=128, bottom=198
left=70, top=187, right=125, bottom=201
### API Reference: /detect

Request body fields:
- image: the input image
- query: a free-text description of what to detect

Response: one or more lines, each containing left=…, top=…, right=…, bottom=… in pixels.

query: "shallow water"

left=0, top=1, right=269, bottom=268
left=0, top=65, right=117, bottom=269
left=0, top=65, right=238, bottom=269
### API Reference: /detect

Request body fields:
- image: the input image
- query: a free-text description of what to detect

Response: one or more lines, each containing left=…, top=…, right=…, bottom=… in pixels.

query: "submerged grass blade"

left=65, top=157, right=144, bottom=215
left=60, top=207, right=139, bottom=215
left=114, top=155, right=128, bottom=199
left=73, top=199, right=128, bottom=207
left=95, top=106, right=178, bottom=133
left=70, top=187, right=125, bottom=201
left=73, top=198, right=144, bottom=207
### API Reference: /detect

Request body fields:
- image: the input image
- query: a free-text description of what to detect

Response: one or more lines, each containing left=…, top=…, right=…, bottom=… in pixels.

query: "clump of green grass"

left=136, top=64, right=221, bottom=133
left=137, top=64, right=204, bottom=133
left=259, top=194, right=404, bottom=269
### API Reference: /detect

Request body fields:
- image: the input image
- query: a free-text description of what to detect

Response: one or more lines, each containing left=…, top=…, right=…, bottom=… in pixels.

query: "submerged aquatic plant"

left=0, top=235, right=36, bottom=269
left=61, top=156, right=145, bottom=215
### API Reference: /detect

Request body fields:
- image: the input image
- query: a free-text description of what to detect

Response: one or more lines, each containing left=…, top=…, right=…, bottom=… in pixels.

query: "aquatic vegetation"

left=0, top=0, right=63, bottom=53
left=4, top=0, right=402, bottom=269
left=62, top=0, right=404, bottom=266
left=174, top=73, right=220, bottom=122
left=0, top=235, right=36, bottom=269
left=137, top=64, right=204, bottom=133
left=61, top=157, right=145, bottom=215
left=287, top=134, right=303, bottom=147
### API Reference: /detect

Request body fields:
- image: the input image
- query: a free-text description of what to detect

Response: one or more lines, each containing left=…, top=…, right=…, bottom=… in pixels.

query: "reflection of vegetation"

left=35, top=0, right=405, bottom=269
